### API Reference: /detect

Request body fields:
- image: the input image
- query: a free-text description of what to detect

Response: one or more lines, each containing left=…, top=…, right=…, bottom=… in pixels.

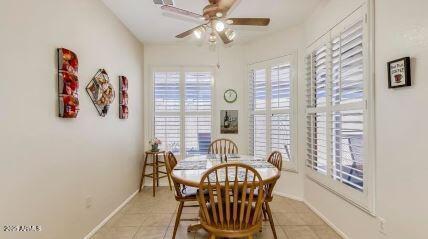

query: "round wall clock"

left=224, top=89, right=237, bottom=103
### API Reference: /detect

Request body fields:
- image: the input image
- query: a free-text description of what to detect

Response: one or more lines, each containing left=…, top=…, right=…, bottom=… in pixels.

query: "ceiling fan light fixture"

left=225, top=19, right=233, bottom=25
left=209, top=33, right=217, bottom=44
left=215, top=21, right=225, bottom=32
left=193, top=28, right=202, bottom=39
left=225, top=28, right=236, bottom=40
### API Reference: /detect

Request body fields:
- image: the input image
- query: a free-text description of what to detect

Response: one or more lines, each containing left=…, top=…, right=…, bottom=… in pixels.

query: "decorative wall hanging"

left=119, top=76, right=129, bottom=119
left=86, top=69, right=115, bottom=117
left=220, top=110, right=238, bottom=134
left=388, top=57, right=411, bottom=88
left=224, top=89, right=237, bottom=103
left=57, top=48, right=79, bottom=118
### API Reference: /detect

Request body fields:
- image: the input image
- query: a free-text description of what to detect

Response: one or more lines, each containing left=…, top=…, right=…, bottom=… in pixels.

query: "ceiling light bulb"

left=225, top=28, right=236, bottom=40
left=209, top=33, right=217, bottom=43
left=215, top=21, right=225, bottom=32
left=216, top=12, right=223, bottom=18
left=193, top=29, right=202, bottom=39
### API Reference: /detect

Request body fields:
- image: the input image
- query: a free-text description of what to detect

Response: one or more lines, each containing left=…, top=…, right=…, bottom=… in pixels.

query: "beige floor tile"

left=298, top=212, right=325, bottom=226
left=133, top=226, right=168, bottom=239
left=114, top=213, right=147, bottom=227
left=194, top=227, right=210, bottom=239
left=310, top=225, right=342, bottom=239
left=141, top=213, right=174, bottom=227
left=282, top=226, right=318, bottom=239
left=103, top=212, right=125, bottom=228
left=91, top=226, right=139, bottom=239
left=274, top=213, right=306, bottom=226
left=95, top=187, right=340, bottom=239
left=255, top=226, right=289, bottom=239
left=165, top=225, right=196, bottom=239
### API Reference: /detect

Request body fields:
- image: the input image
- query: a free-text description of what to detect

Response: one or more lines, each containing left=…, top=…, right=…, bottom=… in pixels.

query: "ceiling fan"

left=156, top=0, right=270, bottom=45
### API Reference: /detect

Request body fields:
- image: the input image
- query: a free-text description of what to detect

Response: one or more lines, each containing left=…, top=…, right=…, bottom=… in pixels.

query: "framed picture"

left=388, top=57, right=411, bottom=88
left=119, top=76, right=129, bottom=119
left=220, top=110, right=238, bottom=134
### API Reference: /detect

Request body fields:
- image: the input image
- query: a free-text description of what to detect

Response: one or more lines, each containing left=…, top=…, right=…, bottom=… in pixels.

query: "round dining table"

left=171, top=154, right=281, bottom=233
left=171, top=154, right=280, bottom=188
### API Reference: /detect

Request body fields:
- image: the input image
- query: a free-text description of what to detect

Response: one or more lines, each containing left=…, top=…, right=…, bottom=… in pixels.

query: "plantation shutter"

left=184, top=72, right=212, bottom=156
left=271, top=64, right=292, bottom=161
left=154, top=72, right=181, bottom=154
left=249, top=69, right=267, bottom=159
left=306, top=18, right=365, bottom=192
left=331, top=20, right=364, bottom=191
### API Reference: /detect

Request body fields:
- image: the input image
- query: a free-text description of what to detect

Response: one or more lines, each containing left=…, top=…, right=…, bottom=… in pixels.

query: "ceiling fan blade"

left=175, top=25, right=204, bottom=38
left=217, top=30, right=233, bottom=44
left=227, top=18, right=270, bottom=26
left=160, top=5, right=203, bottom=19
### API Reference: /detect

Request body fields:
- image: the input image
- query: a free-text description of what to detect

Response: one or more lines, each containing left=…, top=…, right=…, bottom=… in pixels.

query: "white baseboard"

left=273, top=191, right=304, bottom=202
left=303, top=200, right=349, bottom=239
left=83, top=189, right=140, bottom=239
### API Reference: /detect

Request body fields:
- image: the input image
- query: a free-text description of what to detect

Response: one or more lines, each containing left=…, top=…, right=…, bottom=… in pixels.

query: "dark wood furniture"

left=165, top=152, right=200, bottom=239
left=139, top=150, right=172, bottom=196
left=208, top=138, right=238, bottom=154
left=197, top=163, right=265, bottom=239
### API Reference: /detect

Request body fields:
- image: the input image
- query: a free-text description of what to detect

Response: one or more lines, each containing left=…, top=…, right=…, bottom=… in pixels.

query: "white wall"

left=143, top=44, right=247, bottom=184
left=303, top=0, right=428, bottom=238
left=0, top=1, right=145, bottom=239
left=243, top=26, right=306, bottom=200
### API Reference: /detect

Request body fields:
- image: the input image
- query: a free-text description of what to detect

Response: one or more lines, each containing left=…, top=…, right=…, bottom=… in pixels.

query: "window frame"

left=304, top=5, right=375, bottom=214
left=151, top=66, right=215, bottom=158
left=247, top=55, right=298, bottom=172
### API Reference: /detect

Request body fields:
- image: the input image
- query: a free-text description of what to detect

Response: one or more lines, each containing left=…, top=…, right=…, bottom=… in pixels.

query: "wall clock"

left=224, top=89, right=237, bottom=103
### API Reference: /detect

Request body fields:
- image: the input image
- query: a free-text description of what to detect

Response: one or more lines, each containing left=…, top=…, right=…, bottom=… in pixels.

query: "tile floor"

left=91, top=187, right=342, bottom=239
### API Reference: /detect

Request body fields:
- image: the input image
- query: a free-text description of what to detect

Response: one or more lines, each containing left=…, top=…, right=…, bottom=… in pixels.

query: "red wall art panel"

left=119, top=76, right=129, bottom=119
left=57, top=48, right=79, bottom=118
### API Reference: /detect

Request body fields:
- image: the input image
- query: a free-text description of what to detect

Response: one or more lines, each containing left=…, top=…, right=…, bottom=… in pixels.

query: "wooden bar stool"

left=139, top=150, right=172, bottom=196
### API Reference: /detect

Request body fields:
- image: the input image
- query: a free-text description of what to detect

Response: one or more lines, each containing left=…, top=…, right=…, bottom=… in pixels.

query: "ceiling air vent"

left=153, top=0, right=174, bottom=5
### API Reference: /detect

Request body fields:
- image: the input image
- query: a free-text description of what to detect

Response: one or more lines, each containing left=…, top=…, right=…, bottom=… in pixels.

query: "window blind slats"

left=306, top=18, right=365, bottom=193
left=154, top=116, right=181, bottom=154
left=154, top=70, right=212, bottom=156
left=271, top=114, right=291, bottom=161
left=154, top=72, right=180, bottom=112
left=185, top=115, right=211, bottom=156
left=271, top=64, right=291, bottom=110
left=185, top=72, right=212, bottom=112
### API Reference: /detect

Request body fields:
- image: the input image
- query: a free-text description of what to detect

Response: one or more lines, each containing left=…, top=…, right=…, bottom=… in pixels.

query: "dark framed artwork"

left=220, top=110, right=238, bottom=134
left=119, top=76, right=129, bottom=119
left=388, top=57, right=411, bottom=88
left=86, top=69, right=115, bottom=117
left=57, top=48, right=79, bottom=118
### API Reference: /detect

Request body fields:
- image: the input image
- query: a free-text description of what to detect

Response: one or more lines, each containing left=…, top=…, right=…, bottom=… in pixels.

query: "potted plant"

left=149, top=138, right=162, bottom=152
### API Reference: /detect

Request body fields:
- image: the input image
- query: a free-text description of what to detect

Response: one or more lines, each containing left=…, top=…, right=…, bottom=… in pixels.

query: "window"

left=305, top=7, right=374, bottom=211
left=153, top=69, right=213, bottom=157
left=249, top=56, right=296, bottom=170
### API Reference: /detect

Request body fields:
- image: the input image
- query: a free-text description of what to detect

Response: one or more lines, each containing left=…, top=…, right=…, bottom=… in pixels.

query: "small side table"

left=139, top=150, right=172, bottom=196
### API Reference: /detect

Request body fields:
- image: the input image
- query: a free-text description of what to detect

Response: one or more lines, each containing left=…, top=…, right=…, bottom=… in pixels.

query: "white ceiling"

left=102, top=0, right=322, bottom=45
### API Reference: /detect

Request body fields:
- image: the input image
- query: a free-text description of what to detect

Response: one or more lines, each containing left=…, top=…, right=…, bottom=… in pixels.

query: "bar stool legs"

left=139, top=154, right=149, bottom=193
left=139, top=151, right=173, bottom=196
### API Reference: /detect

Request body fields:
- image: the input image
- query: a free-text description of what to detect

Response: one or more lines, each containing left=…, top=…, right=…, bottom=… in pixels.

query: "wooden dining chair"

left=262, top=151, right=282, bottom=239
left=197, top=163, right=265, bottom=239
left=165, top=152, right=200, bottom=239
left=208, top=138, right=238, bottom=155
